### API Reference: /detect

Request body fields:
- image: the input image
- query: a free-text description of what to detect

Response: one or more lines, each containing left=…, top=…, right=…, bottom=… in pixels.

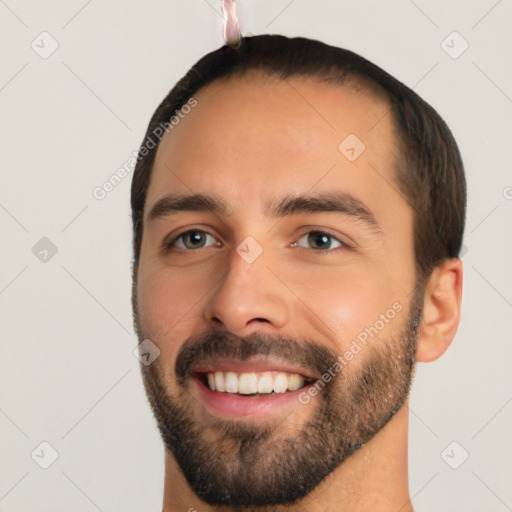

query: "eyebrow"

left=147, top=191, right=382, bottom=235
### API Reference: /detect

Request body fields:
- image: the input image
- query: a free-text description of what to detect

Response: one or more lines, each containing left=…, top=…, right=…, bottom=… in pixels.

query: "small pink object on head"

left=221, top=0, right=241, bottom=48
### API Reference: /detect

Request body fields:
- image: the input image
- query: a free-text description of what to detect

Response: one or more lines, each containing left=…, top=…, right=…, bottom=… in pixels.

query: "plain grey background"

left=1, top=1, right=511, bottom=511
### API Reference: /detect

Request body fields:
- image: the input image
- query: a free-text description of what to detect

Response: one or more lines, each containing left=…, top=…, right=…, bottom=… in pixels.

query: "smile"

left=203, top=370, right=307, bottom=395
left=191, top=359, right=316, bottom=417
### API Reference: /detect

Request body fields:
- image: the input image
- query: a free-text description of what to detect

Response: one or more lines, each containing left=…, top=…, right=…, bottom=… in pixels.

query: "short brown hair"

left=130, top=35, right=466, bottom=285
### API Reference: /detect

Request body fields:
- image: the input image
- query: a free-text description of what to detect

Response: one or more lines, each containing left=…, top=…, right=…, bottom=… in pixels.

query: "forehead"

left=146, top=73, right=400, bottom=221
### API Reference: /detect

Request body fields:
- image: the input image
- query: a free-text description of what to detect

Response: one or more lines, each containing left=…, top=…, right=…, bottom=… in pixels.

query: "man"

left=130, top=35, right=465, bottom=511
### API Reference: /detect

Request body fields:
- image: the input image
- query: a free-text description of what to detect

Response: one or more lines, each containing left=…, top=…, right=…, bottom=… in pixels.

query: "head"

left=130, top=35, right=465, bottom=507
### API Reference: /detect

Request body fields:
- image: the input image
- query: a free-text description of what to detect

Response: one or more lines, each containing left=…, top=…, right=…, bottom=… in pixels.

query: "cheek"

left=136, top=265, right=209, bottom=360
left=288, top=264, right=402, bottom=350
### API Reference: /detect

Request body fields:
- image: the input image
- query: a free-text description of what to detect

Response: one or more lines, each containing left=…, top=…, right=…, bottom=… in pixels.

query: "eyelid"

left=162, top=226, right=221, bottom=250
left=291, top=231, right=352, bottom=255
left=294, top=226, right=353, bottom=248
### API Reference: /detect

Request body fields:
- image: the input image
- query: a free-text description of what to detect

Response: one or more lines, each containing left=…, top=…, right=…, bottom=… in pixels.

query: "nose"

left=203, top=244, right=289, bottom=337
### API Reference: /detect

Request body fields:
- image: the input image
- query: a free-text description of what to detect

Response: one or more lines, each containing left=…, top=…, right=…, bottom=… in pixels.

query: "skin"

left=134, top=72, right=463, bottom=512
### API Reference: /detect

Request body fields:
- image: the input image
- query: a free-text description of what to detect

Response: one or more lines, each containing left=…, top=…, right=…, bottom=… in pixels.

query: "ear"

left=415, top=258, right=463, bottom=363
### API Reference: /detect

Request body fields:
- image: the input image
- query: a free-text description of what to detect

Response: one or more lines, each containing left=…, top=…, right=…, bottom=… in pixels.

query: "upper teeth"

left=206, top=371, right=305, bottom=394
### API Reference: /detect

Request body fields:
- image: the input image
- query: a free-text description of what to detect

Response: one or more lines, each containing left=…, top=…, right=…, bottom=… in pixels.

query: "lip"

left=193, top=374, right=315, bottom=418
left=191, top=356, right=318, bottom=381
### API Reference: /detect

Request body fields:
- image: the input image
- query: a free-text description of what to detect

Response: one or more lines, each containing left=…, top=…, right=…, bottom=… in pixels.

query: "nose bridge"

left=204, top=237, right=289, bottom=334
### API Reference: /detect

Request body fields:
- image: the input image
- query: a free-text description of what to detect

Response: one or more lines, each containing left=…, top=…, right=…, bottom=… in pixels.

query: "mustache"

left=175, top=326, right=340, bottom=387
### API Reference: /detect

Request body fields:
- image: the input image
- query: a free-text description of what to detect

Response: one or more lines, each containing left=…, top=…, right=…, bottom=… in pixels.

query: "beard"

left=132, top=286, right=423, bottom=511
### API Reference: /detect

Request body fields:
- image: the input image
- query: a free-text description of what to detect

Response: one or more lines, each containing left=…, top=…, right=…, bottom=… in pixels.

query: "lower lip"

left=193, top=375, right=313, bottom=418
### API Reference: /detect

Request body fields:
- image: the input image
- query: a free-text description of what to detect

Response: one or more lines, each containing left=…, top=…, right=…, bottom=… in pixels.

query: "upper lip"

left=192, top=356, right=318, bottom=381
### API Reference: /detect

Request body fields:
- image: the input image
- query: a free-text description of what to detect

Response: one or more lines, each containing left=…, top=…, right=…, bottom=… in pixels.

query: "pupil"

left=309, top=232, right=330, bottom=249
left=186, top=231, right=205, bottom=248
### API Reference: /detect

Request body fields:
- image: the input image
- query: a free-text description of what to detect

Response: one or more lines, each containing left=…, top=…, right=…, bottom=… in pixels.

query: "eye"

left=164, top=229, right=219, bottom=251
left=162, top=229, right=348, bottom=253
left=293, top=231, right=345, bottom=252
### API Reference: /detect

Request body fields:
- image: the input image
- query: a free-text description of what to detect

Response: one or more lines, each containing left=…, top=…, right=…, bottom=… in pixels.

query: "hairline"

left=133, top=50, right=452, bottom=290
left=142, top=69, right=407, bottom=243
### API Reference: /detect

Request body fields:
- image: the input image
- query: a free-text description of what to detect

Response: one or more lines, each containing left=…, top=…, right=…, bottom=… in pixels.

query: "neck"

left=162, top=401, right=413, bottom=512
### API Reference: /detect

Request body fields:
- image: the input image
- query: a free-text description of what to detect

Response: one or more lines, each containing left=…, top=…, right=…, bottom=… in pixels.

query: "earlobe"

left=415, top=258, right=463, bottom=363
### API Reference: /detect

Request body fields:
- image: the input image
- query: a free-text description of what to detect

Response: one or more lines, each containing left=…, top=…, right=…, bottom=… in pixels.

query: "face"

left=133, top=73, right=422, bottom=507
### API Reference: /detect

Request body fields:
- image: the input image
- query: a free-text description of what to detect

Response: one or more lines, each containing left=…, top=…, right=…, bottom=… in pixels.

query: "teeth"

left=214, top=371, right=225, bottom=392
left=287, top=373, right=303, bottom=391
left=239, top=373, right=258, bottom=394
left=224, top=372, right=239, bottom=393
left=205, top=371, right=306, bottom=394
left=273, top=373, right=288, bottom=393
left=257, top=372, right=273, bottom=394
left=207, top=373, right=216, bottom=391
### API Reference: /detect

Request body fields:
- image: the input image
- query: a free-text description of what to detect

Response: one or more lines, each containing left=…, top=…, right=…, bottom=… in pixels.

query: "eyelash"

left=162, top=229, right=350, bottom=254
